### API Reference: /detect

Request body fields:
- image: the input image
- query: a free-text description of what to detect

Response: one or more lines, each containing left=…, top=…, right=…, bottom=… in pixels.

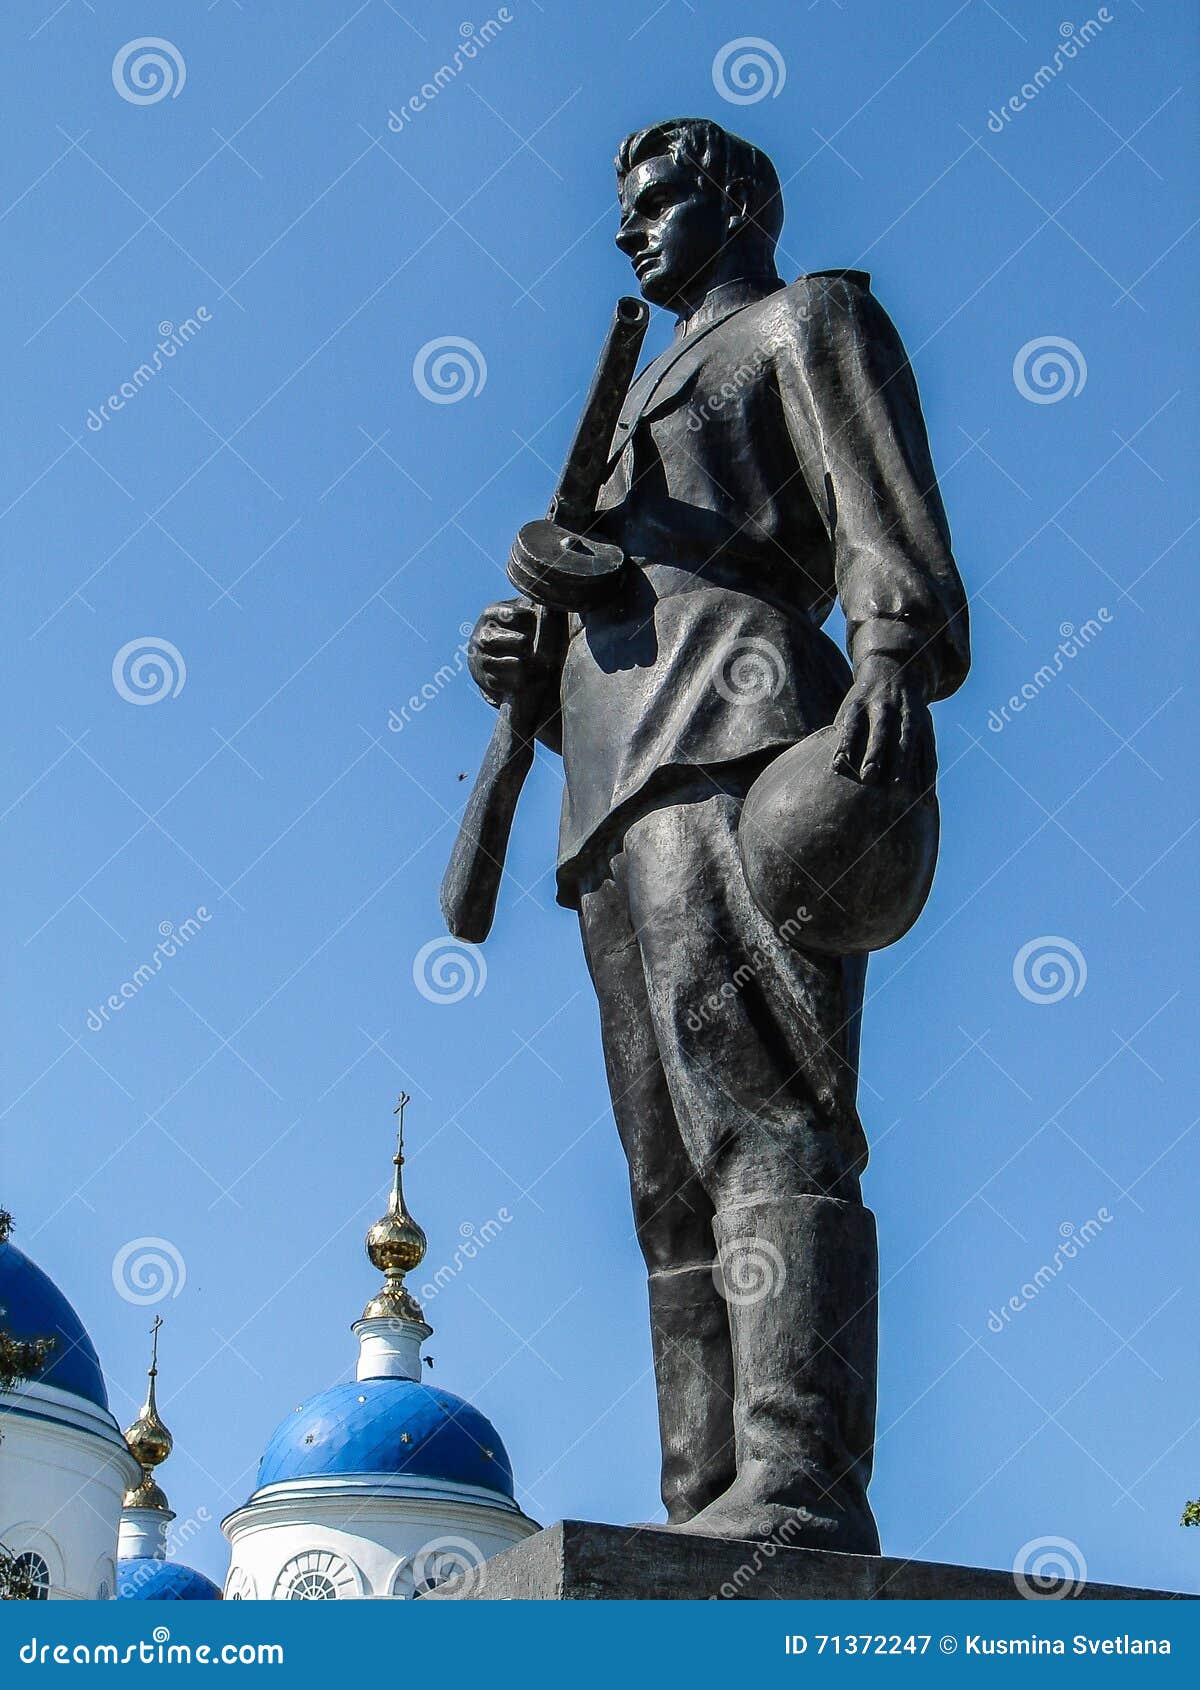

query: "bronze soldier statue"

left=459, top=118, right=969, bottom=1553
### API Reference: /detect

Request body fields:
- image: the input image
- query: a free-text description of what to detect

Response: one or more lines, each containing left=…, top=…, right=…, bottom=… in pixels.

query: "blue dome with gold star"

left=255, top=1378, right=513, bottom=1495
left=239, top=1099, right=523, bottom=1513
left=221, top=1101, right=539, bottom=1596
left=0, top=1240, right=108, bottom=1409
left=118, top=1558, right=222, bottom=1601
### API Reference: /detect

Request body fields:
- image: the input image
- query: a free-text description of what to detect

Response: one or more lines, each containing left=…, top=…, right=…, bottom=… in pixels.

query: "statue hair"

left=614, top=117, right=784, bottom=252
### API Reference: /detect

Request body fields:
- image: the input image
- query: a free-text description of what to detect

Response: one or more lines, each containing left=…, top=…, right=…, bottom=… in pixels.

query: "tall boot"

left=647, top=1265, right=737, bottom=1522
left=676, top=1196, right=880, bottom=1553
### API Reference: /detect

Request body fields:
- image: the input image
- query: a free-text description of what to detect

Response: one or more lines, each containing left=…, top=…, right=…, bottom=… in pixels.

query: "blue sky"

left=1, top=0, right=1197, bottom=1594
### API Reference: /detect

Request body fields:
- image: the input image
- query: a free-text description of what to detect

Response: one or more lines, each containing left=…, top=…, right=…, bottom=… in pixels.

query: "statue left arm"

left=775, top=276, right=970, bottom=783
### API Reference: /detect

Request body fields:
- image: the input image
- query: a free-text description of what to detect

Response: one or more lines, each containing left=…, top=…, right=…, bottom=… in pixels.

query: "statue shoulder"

left=796, top=267, right=873, bottom=291
left=763, top=270, right=891, bottom=354
left=776, top=269, right=874, bottom=318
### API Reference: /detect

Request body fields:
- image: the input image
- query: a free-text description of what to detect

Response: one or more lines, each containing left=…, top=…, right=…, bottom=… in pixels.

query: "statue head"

left=614, top=117, right=783, bottom=310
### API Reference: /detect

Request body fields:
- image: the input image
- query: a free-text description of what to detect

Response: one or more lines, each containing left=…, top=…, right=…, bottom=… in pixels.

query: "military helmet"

left=737, top=725, right=939, bottom=956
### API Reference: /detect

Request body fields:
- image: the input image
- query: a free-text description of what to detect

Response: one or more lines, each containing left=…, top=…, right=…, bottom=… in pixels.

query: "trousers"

left=577, top=773, right=870, bottom=1271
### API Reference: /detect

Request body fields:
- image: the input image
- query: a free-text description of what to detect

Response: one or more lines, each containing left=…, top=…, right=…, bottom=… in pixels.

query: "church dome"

left=116, top=1319, right=222, bottom=1603
left=0, top=1241, right=108, bottom=1409
left=255, top=1379, right=514, bottom=1497
left=221, top=1099, right=539, bottom=1600
left=117, top=1559, right=222, bottom=1601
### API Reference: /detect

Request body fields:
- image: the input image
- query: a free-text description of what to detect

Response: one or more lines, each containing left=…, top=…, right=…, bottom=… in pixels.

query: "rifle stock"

left=439, top=695, right=537, bottom=944
left=439, top=297, right=648, bottom=944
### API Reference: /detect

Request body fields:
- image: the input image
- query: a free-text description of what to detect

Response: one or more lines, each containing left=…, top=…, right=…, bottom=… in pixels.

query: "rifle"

left=440, top=296, right=650, bottom=943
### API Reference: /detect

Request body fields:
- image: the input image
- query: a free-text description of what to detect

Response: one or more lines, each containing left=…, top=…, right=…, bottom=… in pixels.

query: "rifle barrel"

left=548, top=295, right=649, bottom=532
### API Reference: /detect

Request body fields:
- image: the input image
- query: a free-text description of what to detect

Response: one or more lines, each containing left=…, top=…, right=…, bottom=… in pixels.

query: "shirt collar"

left=674, top=274, right=785, bottom=339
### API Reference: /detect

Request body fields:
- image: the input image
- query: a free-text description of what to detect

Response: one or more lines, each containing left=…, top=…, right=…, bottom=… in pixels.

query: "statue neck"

left=674, top=270, right=784, bottom=338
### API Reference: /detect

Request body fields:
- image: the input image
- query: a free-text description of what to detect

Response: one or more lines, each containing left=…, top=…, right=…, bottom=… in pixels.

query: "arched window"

left=224, top=1566, right=255, bottom=1602
left=272, top=1551, right=357, bottom=1601
left=410, top=1536, right=485, bottom=1598
left=289, top=1570, right=336, bottom=1600
left=11, top=1552, right=50, bottom=1600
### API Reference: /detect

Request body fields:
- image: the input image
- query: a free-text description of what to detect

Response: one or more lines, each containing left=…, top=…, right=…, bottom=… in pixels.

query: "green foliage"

left=0, top=1551, right=40, bottom=1601
left=0, top=1208, right=55, bottom=1394
left=1182, top=1500, right=1200, bottom=1529
left=0, top=1328, right=54, bottom=1397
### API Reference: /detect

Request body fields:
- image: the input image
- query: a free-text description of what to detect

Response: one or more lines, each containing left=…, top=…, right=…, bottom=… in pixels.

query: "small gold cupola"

left=361, top=1092, right=428, bottom=1325
left=122, top=1316, right=174, bottom=1514
left=352, top=1096, right=433, bottom=1384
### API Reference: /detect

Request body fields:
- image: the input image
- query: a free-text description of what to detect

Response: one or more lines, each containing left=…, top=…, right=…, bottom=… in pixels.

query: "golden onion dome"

left=361, top=1094, right=429, bottom=1325
left=124, top=1403, right=172, bottom=1470
left=122, top=1472, right=170, bottom=1512
left=365, top=1206, right=427, bottom=1277
left=122, top=1317, right=174, bottom=1512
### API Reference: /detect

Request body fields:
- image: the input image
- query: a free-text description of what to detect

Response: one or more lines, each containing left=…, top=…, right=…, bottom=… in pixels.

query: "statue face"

left=616, top=154, right=730, bottom=308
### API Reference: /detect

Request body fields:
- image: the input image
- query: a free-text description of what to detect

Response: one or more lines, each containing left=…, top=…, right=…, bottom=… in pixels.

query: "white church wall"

left=0, top=1384, right=138, bottom=1601
left=223, top=1485, right=537, bottom=1600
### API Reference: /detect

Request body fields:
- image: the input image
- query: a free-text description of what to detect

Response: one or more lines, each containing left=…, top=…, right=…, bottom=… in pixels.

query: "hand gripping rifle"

left=440, top=296, right=650, bottom=944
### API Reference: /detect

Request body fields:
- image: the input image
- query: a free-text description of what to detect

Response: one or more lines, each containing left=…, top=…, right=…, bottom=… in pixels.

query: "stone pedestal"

left=422, top=1520, right=1189, bottom=1602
